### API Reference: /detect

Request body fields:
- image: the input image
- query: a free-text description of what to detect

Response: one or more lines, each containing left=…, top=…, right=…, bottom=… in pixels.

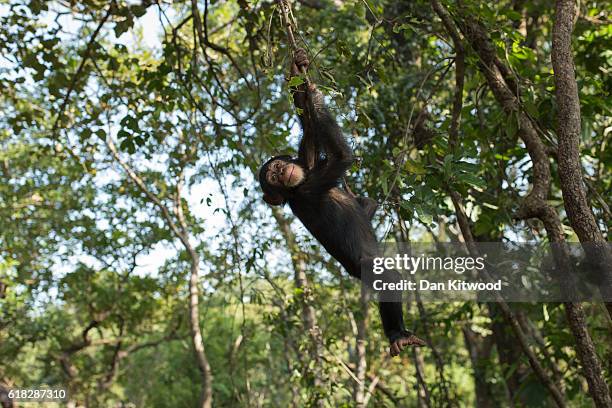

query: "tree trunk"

left=188, top=249, right=213, bottom=408
left=551, top=0, right=612, bottom=319
left=517, top=312, right=566, bottom=393
left=449, top=190, right=566, bottom=407
left=415, top=297, right=452, bottom=405
left=413, top=346, right=431, bottom=408
left=488, top=304, right=528, bottom=404
left=105, top=139, right=213, bottom=408
left=451, top=7, right=612, bottom=406
left=272, top=210, right=325, bottom=407
left=462, top=325, right=496, bottom=408
left=353, top=286, right=369, bottom=407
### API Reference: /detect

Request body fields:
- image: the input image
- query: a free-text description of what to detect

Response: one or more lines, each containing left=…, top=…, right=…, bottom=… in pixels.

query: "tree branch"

left=552, top=0, right=612, bottom=319
left=51, top=3, right=114, bottom=137
left=430, top=0, right=465, bottom=151
left=104, top=137, right=213, bottom=408
left=190, top=0, right=252, bottom=88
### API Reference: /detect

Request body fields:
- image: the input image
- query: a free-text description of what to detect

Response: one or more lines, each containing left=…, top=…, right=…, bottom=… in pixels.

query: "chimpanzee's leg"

left=378, top=300, right=412, bottom=343
left=356, top=258, right=412, bottom=343
left=346, top=255, right=426, bottom=355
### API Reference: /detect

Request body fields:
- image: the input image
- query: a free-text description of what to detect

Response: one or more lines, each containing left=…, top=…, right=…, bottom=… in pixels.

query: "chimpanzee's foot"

left=390, top=334, right=427, bottom=357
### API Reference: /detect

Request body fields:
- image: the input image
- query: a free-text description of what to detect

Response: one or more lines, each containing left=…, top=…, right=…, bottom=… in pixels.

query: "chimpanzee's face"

left=265, top=159, right=305, bottom=188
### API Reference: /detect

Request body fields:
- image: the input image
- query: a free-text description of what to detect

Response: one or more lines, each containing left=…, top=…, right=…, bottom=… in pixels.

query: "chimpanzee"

left=259, top=49, right=426, bottom=356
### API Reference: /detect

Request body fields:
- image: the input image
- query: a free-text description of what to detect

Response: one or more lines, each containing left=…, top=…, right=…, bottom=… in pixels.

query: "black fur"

left=260, top=84, right=410, bottom=343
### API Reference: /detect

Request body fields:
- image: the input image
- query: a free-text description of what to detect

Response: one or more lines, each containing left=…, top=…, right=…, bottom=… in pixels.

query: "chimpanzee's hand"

left=294, top=48, right=309, bottom=70
left=290, top=48, right=310, bottom=77
left=390, top=334, right=427, bottom=357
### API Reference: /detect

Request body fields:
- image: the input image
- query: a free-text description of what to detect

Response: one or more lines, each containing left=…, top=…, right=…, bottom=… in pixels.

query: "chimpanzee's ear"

left=263, top=192, right=284, bottom=206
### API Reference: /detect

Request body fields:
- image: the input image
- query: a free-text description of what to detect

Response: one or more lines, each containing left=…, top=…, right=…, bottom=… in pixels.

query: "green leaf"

left=119, top=139, right=135, bottom=154
left=505, top=10, right=522, bottom=21
left=524, top=99, right=538, bottom=117
left=114, top=17, right=134, bottom=37
left=455, top=161, right=479, bottom=173
left=81, top=128, right=93, bottom=140
left=393, top=23, right=413, bottom=33
left=458, top=173, right=486, bottom=189
left=443, top=154, right=453, bottom=169
left=381, top=172, right=389, bottom=196
left=404, top=160, right=426, bottom=175
left=108, top=57, right=119, bottom=70
left=506, top=112, right=519, bottom=138
left=414, top=205, right=433, bottom=225
left=131, top=5, right=147, bottom=18
left=117, top=129, right=130, bottom=140
left=287, top=75, right=305, bottom=88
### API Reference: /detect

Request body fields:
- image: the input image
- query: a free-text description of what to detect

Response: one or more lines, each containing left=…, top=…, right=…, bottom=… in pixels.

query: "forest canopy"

left=0, top=0, right=611, bottom=407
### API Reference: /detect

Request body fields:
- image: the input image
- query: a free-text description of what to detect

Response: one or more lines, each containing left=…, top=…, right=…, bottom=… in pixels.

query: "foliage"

left=0, top=0, right=610, bottom=406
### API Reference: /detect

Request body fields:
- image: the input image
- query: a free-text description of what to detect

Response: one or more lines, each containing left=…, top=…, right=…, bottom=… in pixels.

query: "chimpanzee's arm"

left=304, top=85, right=352, bottom=160
left=288, top=49, right=320, bottom=170
left=357, top=196, right=378, bottom=221
left=296, top=112, right=318, bottom=170
left=299, top=86, right=354, bottom=194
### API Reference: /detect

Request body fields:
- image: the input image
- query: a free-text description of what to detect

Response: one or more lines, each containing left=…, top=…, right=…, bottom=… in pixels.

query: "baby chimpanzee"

left=259, top=49, right=425, bottom=356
